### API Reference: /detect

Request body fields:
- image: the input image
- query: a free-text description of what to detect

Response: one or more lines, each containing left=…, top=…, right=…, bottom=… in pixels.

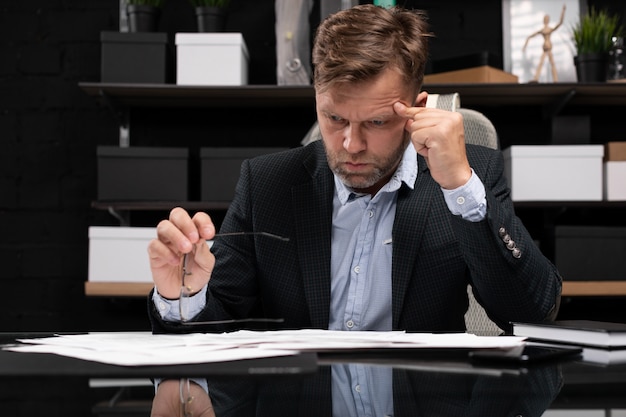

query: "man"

left=148, top=4, right=562, bottom=415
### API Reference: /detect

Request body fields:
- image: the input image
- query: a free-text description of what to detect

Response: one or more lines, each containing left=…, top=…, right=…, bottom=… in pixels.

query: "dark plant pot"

left=196, top=6, right=226, bottom=32
left=574, top=53, right=609, bottom=83
left=127, top=4, right=160, bottom=33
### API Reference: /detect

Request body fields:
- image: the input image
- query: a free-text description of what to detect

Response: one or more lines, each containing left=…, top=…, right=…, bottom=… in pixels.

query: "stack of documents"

left=5, top=330, right=526, bottom=367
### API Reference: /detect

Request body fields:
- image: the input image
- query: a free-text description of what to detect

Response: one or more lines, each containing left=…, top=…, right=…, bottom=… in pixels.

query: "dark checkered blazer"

left=150, top=140, right=561, bottom=334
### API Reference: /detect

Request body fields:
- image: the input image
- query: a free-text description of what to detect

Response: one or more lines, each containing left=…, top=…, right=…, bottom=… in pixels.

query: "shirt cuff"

left=441, top=169, right=487, bottom=222
left=153, top=378, right=209, bottom=395
left=152, top=284, right=208, bottom=322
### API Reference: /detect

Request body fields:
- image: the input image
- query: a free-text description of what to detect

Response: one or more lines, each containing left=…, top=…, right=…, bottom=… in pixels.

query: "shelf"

left=85, top=282, right=153, bottom=297
left=84, top=281, right=626, bottom=298
left=79, top=82, right=626, bottom=108
left=79, top=83, right=315, bottom=108
left=562, top=281, right=626, bottom=297
left=424, top=82, right=626, bottom=107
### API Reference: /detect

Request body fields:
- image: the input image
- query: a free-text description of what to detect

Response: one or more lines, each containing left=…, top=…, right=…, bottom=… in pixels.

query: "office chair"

left=301, top=93, right=503, bottom=336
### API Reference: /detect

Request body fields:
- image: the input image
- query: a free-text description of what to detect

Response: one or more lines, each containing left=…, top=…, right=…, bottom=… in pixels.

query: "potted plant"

left=190, top=0, right=230, bottom=32
left=126, top=0, right=165, bottom=32
left=572, top=7, right=623, bottom=82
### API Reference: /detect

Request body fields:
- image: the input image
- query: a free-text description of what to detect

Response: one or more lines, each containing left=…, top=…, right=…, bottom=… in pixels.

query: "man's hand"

left=151, top=379, right=215, bottom=417
left=148, top=207, right=216, bottom=300
left=394, top=102, right=472, bottom=190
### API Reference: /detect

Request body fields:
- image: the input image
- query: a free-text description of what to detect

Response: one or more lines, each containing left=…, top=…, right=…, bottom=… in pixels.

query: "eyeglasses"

left=179, top=231, right=289, bottom=325
left=179, top=378, right=194, bottom=417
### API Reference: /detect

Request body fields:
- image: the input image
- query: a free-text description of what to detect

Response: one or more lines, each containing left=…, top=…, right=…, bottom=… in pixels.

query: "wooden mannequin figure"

left=522, top=4, right=566, bottom=82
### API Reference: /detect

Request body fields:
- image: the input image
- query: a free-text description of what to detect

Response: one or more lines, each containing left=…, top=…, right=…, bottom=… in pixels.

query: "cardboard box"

left=100, top=31, right=170, bottom=83
left=176, top=33, right=249, bottom=85
left=88, top=226, right=155, bottom=283
left=605, top=161, right=626, bottom=201
left=605, top=142, right=626, bottom=161
left=555, top=226, right=626, bottom=281
left=423, top=66, right=518, bottom=84
left=503, top=145, right=604, bottom=201
left=200, top=147, right=287, bottom=201
left=97, top=146, right=188, bottom=201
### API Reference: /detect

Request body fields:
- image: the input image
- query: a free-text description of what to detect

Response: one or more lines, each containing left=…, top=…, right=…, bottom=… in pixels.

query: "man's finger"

left=393, top=101, right=426, bottom=118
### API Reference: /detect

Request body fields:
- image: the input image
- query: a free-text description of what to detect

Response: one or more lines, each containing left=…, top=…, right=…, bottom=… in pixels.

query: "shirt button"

left=158, top=302, right=166, bottom=311
left=355, top=384, right=361, bottom=393
left=368, top=210, right=374, bottom=218
left=353, top=265, right=360, bottom=274
left=456, top=196, right=465, bottom=205
left=346, top=320, right=354, bottom=328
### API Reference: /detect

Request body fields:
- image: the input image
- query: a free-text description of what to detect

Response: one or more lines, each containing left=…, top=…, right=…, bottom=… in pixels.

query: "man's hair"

left=312, top=4, right=432, bottom=95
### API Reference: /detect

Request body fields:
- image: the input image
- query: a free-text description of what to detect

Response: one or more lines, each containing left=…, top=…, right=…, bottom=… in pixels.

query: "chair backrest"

left=458, top=108, right=499, bottom=150
left=427, top=93, right=499, bottom=150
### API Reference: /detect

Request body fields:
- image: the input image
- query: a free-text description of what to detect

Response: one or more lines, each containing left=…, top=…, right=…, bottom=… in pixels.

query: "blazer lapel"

left=391, top=155, right=435, bottom=328
left=292, top=145, right=334, bottom=328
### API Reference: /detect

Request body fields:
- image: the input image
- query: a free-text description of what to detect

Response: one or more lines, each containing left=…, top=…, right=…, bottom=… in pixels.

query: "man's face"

left=315, top=68, right=414, bottom=195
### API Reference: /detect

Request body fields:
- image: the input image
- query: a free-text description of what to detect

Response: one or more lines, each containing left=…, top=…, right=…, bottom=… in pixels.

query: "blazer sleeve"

left=451, top=145, right=562, bottom=330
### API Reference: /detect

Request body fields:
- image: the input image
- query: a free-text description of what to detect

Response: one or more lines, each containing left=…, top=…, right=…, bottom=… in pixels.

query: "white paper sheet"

left=5, top=330, right=526, bottom=367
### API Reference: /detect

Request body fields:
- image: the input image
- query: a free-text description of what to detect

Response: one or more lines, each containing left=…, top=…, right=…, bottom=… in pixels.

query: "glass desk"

left=1, top=333, right=626, bottom=416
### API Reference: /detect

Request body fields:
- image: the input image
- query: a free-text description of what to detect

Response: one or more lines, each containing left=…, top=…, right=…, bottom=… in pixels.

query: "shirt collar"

left=335, top=144, right=418, bottom=205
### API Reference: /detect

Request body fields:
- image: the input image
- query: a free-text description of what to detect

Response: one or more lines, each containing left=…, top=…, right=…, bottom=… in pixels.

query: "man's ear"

left=415, top=91, right=428, bottom=107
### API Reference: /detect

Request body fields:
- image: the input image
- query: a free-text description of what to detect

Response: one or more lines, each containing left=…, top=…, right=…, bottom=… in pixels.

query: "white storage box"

left=605, top=161, right=626, bottom=201
left=176, top=33, right=249, bottom=85
left=503, top=145, right=604, bottom=201
left=88, top=226, right=156, bottom=283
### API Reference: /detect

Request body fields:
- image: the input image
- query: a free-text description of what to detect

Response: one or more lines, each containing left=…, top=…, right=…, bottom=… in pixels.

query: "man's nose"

left=343, top=124, right=366, bottom=153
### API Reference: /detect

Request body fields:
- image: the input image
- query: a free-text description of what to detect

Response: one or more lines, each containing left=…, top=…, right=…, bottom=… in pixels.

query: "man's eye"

left=370, top=119, right=385, bottom=126
left=330, top=115, right=344, bottom=123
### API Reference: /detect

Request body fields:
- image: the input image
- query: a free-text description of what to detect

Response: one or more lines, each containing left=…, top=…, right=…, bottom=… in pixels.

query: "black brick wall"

left=0, top=0, right=136, bottom=335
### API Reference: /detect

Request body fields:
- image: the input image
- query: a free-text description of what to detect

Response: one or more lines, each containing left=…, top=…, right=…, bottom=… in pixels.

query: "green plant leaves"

left=572, top=7, right=624, bottom=55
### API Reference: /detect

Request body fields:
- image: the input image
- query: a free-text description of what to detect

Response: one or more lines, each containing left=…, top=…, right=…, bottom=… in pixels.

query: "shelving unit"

left=80, top=82, right=626, bottom=298
left=79, top=81, right=626, bottom=107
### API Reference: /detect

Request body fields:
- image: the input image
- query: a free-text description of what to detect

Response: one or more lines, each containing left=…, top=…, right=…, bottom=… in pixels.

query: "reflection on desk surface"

left=151, top=363, right=562, bottom=417
left=4, top=359, right=626, bottom=416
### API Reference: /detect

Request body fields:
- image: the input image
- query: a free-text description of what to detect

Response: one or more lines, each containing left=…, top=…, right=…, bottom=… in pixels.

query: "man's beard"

left=324, top=138, right=408, bottom=192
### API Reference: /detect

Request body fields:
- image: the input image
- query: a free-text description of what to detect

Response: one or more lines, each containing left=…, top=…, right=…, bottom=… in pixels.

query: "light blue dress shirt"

left=329, top=144, right=486, bottom=417
left=153, top=144, right=487, bottom=416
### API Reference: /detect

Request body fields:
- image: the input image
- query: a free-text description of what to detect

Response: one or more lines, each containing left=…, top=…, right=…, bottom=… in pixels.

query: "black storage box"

left=100, top=31, right=170, bottom=83
left=200, top=147, right=287, bottom=202
left=555, top=226, right=626, bottom=281
left=97, top=146, right=188, bottom=201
